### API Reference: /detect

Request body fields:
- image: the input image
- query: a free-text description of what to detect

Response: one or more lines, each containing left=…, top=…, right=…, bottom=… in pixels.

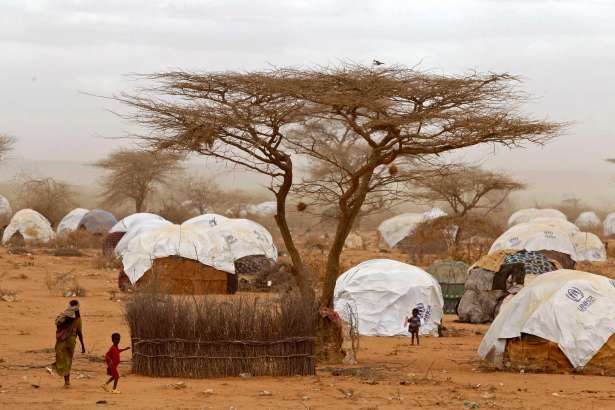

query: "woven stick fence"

left=125, top=292, right=317, bottom=378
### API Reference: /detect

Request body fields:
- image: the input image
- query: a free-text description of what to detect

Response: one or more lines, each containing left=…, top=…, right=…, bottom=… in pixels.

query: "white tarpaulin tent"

left=508, top=208, right=567, bottom=227
left=489, top=222, right=578, bottom=260
left=571, top=232, right=607, bottom=262
left=1, top=209, right=55, bottom=243
left=0, top=194, right=12, bottom=226
left=241, top=201, right=276, bottom=217
left=575, top=211, right=601, bottom=230
left=479, top=270, right=615, bottom=369
left=604, top=213, right=615, bottom=237
left=530, top=217, right=579, bottom=234
left=183, top=213, right=230, bottom=228
left=57, top=208, right=89, bottom=234
left=121, top=224, right=235, bottom=284
left=378, top=207, right=448, bottom=248
left=203, top=218, right=278, bottom=262
left=114, top=219, right=173, bottom=257
left=109, top=213, right=166, bottom=234
left=334, top=259, right=444, bottom=336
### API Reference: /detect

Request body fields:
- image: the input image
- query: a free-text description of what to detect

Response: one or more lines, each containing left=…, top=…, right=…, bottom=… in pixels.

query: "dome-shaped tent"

left=204, top=218, right=277, bottom=263
left=377, top=208, right=448, bottom=249
left=109, top=213, right=166, bottom=234
left=571, top=232, right=606, bottom=262
left=529, top=217, right=579, bottom=234
left=603, top=213, right=615, bottom=237
left=57, top=208, right=89, bottom=234
left=242, top=201, right=276, bottom=218
left=79, top=209, right=117, bottom=234
left=183, top=213, right=229, bottom=228
left=2, top=209, right=55, bottom=244
left=0, top=194, right=12, bottom=228
left=575, top=211, right=601, bottom=230
left=507, top=208, right=567, bottom=227
left=121, top=224, right=236, bottom=294
left=479, top=270, right=615, bottom=374
left=334, top=259, right=444, bottom=336
left=489, top=222, right=577, bottom=261
left=114, top=219, right=173, bottom=257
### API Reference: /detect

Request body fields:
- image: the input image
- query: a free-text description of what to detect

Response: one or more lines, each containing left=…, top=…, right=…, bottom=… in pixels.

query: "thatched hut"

left=480, top=270, right=615, bottom=376
left=121, top=224, right=236, bottom=294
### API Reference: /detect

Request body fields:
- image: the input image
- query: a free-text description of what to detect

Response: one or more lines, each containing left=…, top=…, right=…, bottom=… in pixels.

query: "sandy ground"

left=2, top=248, right=615, bottom=410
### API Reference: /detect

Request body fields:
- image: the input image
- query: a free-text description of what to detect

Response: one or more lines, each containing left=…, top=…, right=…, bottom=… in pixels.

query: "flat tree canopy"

left=116, top=64, right=563, bottom=308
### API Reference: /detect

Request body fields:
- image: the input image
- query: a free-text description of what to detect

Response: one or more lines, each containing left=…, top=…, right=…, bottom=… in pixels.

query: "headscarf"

left=55, top=302, right=80, bottom=326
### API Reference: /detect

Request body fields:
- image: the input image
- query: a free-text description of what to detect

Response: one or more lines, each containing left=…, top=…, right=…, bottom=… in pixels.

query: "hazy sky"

left=1, top=0, right=614, bottom=184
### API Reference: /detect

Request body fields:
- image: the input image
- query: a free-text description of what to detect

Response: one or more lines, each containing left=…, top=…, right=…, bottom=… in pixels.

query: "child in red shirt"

left=100, top=333, right=130, bottom=394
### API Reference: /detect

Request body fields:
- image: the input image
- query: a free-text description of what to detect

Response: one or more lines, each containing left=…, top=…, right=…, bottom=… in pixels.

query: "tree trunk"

left=135, top=197, right=144, bottom=213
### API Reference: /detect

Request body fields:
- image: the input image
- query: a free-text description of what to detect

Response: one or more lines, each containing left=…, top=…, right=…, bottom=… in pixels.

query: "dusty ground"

left=2, top=248, right=615, bottom=410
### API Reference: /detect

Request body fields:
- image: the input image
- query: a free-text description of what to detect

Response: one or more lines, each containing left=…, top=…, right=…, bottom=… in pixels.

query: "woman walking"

left=52, top=300, right=85, bottom=387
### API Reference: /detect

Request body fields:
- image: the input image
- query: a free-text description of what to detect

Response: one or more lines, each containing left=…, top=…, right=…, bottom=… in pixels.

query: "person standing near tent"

left=51, top=300, right=85, bottom=387
left=405, top=308, right=422, bottom=345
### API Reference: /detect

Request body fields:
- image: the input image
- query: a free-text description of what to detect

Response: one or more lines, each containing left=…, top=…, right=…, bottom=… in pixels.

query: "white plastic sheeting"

left=1, top=209, right=55, bottom=243
left=0, top=194, right=12, bottom=225
left=530, top=217, right=580, bottom=234
left=604, top=213, right=615, bottom=237
left=114, top=219, right=173, bottom=257
left=240, top=201, right=277, bottom=218
left=57, top=208, right=89, bottom=234
left=507, top=208, right=567, bottom=227
left=109, top=213, right=166, bottom=234
left=575, top=212, right=601, bottom=230
left=183, top=213, right=230, bottom=228
left=377, top=207, right=448, bottom=248
left=571, top=232, right=607, bottom=262
left=205, top=218, right=278, bottom=262
left=334, top=259, right=444, bottom=337
left=489, top=222, right=578, bottom=260
left=122, top=224, right=236, bottom=284
left=479, top=270, right=615, bottom=369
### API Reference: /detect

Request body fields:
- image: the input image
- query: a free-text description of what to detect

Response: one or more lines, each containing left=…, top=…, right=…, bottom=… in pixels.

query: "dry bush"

left=156, top=201, right=195, bottom=224
left=15, top=176, right=76, bottom=226
left=125, top=291, right=317, bottom=378
left=41, top=230, right=102, bottom=250
left=92, top=252, right=122, bottom=270
left=45, top=271, right=86, bottom=297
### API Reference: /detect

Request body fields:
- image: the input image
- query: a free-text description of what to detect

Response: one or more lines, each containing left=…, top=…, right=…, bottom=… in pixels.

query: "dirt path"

left=1, top=248, right=614, bottom=409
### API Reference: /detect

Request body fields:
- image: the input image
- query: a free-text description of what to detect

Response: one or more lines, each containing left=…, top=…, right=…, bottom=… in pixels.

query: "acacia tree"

left=93, top=149, right=182, bottom=212
left=17, top=176, right=75, bottom=225
left=0, top=134, right=15, bottom=163
left=116, top=65, right=562, bottom=309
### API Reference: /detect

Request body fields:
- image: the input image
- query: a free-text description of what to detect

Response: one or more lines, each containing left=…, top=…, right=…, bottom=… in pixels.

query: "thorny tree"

left=93, top=149, right=183, bottom=212
left=0, top=134, right=15, bottom=163
left=409, top=165, right=525, bottom=252
left=116, top=64, right=562, bottom=311
left=17, top=176, right=75, bottom=225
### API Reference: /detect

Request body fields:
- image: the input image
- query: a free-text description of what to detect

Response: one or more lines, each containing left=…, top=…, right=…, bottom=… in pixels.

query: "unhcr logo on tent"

left=566, top=287, right=584, bottom=302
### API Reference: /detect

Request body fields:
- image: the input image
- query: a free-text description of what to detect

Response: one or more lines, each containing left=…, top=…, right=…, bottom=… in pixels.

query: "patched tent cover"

left=479, top=270, right=615, bottom=369
left=122, top=224, right=235, bottom=284
left=378, top=207, right=448, bottom=248
left=1, top=209, right=55, bottom=243
left=0, top=194, right=12, bottom=226
left=334, top=259, right=444, bottom=336
left=109, top=213, right=166, bottom=234
left=575, top=211, right=601, bottom=230
left=183, top=213, right=229, bottom=228
left=57, top=208, right=89, bottom=234
left=114, top=219, right=173, bottom=257
left=571, top=232, right=607, bottom=262
left=603, top=213, right=615, bottom=237
left=507, top=208, right=567, bottom=227
left=79, top=209, right=117, bottom=234
left=489, top=222, right=577, bottom=260
left=204, top=218, right=278, bottom=262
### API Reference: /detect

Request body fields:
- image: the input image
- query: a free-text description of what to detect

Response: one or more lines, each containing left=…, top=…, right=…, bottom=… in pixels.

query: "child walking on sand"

left=405, top=308, right=422, bottom=346
left=100, top=333, right=130, bottom=394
